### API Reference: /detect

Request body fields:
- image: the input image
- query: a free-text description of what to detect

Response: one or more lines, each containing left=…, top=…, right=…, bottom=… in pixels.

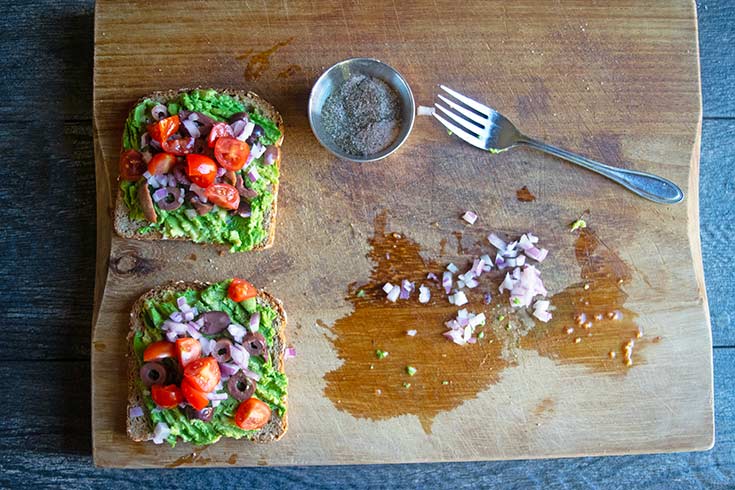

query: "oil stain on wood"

left=324, top=216, right=648, bottom=432
left=238, top=38, right=294, bottom=81
left=516, top=186, right=536, bottom=202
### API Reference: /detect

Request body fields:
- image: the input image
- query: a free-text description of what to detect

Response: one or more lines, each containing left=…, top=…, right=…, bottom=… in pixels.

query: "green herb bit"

left=497, top=315, right=506, bottom=322
left=370, top=364, right=374, bottom=370
left=406, top=366, right=417, bottom=376
left=478, top=331, right=486, bottom=339
left=570, top=218, right=587, bottom=232
left=403, top=382, right=411, bottom=388
left=447, top=129, right=453, bottom=136
left=442, top=380, right=450, bottom=385
left=376, top=349, right=389, bottom=360
left=512, top=297, right=521, bottom=305
left=356, top=289, right=366, bottom=298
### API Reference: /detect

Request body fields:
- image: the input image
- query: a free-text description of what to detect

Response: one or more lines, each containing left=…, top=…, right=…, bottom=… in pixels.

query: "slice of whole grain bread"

left=126, top=281, right=288, bottom=444
left=114, top=88, right=284, bottom=251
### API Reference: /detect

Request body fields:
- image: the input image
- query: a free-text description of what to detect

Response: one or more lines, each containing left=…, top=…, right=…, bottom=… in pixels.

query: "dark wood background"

left=1, top=0, right=732, bottom=487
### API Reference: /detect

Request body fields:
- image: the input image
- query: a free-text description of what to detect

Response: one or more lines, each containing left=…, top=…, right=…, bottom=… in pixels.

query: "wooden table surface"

left=1, top=0, right=732, bottom=487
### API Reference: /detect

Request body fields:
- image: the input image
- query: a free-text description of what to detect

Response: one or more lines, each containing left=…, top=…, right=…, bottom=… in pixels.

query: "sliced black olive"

left=139, top=362, right=167, bottom=387
left=242, top=332, right=267, bottom=357
left=212, top=339, right=233, bottom=363
left=228, top=112, right=250, bottom=123
left=227, top=372, right=256, bottom=401
left=157, top=187, right=182, bottom=211
left=138, top=182, right=157, bottom=223
left=184, top=405, right=214, bottom=422
left=198, top=311, right=231, bottom=334
left=235, top=174, right=258, bottom=200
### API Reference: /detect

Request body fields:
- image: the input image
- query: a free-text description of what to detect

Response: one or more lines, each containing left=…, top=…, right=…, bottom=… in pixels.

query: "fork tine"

left=437, top=94, right=487, bottom=126
left=434, top=103, right=482, bottom=134
left=439, top=85, right=493, bottom=116
left=432, top=109, right=485, bottom=149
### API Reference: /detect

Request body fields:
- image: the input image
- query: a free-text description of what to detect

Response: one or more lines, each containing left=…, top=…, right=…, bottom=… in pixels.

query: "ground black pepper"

left=321, top=74, right=401, bottom=157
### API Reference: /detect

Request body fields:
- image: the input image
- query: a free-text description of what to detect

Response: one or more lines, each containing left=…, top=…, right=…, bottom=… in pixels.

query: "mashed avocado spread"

left=133, top=280, right=287, bottom=447
left=120, top=89, right=282, bottom=252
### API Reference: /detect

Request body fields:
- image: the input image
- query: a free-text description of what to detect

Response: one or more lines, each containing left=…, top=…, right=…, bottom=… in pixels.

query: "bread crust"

left=114, top=89, right=284, bottom=251
left=126, top=281, right=288, bottom=444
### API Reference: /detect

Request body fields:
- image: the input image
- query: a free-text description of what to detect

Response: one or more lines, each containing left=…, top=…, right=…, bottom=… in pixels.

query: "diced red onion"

left=141, top=132, right=151, bottom=148
left=527, top=233, right=539, bottom=243
left=165, top=330, right=178, bottom=342
left=219, top=362, right=240, bottom=377
left=386, top=285, right=400, bottom=302
left=499, top=273, right=517, bottom=293
left=211, top=400, right=222, bottom=408
left=146, top=175, right=161, bottom=189
left=472, top=259, right=485, bottom=277
left=462, top=211, right=478, bottom=225
left=235, top=121, right=255, bottom=142
left=484, top=293, right=492, bottom=304
left=488, top=233, right=507, bottom=251
left=169, top=311, right=184, bottom=323
left=506, top=258, right=517, bottom=268
left=189, top=183, right=208, bottom=203
left=228, top=323, right=247, bottom=342
left=216, top=166, right=226, bottom=178
left=469, top=312, right=486, bottom=328
left=525, top=246, right=549, bottom=262
left=241, top=368, right=261, bottom=382
left=452, top=291, right=468, bottom=306
left=443, top=329, right=467, bottom=345
left=182, top=310, right=195, bottom=321
left=495, top=254, right=506, bottom=269
left=427, top=272, right=438, bottom=281
left=200, top=339, right=215, bottom=356
left=186, top=323, right=202, bottom=339
left=383, top=282, right=394, bottom=294
left=442, top=271, right=453, bottom=294
left=534, top=300, right=550, bottom=311
left=142, top=151, right=153, bottom=164
left=465, top=277, right=479, bottom=288
left=176, top=296, right=188, bottom=308
left=249, top=312, right=260, bottom=332
left=533, top=310, right=552, bottom=322
left=457, top=279, right=466, bottom=289
left=406, top=330, right=417, bottom=337
left=516, top=255, right=526, bottom=266
left=129, top=406, right=144, bottom=418
left=230, top=343, right=251, bottom=370
left=162, top=320, right=188, bottom=335
left=418, top=285, right=430, bottom=303
left=518, top=234, right=534, bottom=251
left=458, top=315, right=469, bottom=327
left=447, top=263, right=459, bottom=274
left=207, top=391, right=228, bottom=401
left=152, top=422, right=171, bottom=444
left=284, top=347, right=297, bottom=359
left=142, top=170, right=152, bottom=180
left=417, top=105, right=435, bottom=116
left=251, top=142, right=266, bottom=159
left=247, top=167, right=260, bottom=182
left=182, top=119, right=200, bottom=138
left=399, top=279, right=414, bottom=299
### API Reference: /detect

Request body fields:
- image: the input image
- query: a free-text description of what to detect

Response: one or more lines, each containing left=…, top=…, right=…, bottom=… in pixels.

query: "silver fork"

left=433, top=85, right=684, bottom=204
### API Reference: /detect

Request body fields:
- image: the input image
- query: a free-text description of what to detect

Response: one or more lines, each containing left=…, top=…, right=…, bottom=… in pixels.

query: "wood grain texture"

left=91, top=0, right=712, bottom=467
left=2, top=0, right=732, bottom=486
left=1, top=350, right=733, bottom=488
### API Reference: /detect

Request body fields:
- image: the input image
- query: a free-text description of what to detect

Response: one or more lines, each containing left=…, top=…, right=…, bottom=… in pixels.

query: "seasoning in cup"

left=321, top=74, right=401, bottom=157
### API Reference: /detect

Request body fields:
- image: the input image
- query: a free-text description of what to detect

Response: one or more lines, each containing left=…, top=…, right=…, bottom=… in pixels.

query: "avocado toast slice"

left=115, top=88, right=284, bottom=252
left=127, top=279, right=288, bottom=446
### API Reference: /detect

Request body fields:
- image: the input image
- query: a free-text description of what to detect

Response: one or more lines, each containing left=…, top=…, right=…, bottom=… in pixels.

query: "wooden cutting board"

left=92, top=0, right=712, bottom=467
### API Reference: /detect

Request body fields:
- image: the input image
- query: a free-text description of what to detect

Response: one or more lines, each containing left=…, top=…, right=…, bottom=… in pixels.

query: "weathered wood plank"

left=700, top=119, right=735, bottom=346
left=698, top=0, right=735, bottom=117
left=0, top=121, right=95, bottom=359
left=0, top=1, right=94, bottom=121
left=1, top=349, right=732, bottom=487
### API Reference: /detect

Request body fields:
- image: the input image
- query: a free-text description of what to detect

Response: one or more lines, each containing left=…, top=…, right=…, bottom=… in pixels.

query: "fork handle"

left=518, top=137, right=684, bottom=204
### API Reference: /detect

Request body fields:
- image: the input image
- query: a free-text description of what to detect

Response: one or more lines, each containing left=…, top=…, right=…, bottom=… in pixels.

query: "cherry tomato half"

left=151, top=384, right=184, bottom=409
left=205, top=183, right=240, bottom=210
left=147, top=152, right=177, bottom=175
left=147, top=115, right=180, bottom=143
left=228, top=278, right=257, bottom=302
left=181, top=378, right=209, bottom=410
left=183, top=357, right=220, bottom=393
left=208, top=123, right=234, bottom=148
left=234, top=398, right=271, bottom=430
left=162, top=136, right=196, bottom=156
left=143, top=341, right=176, bottom=362
left=186, top=154, right=218, bottom=188
left=120, top=149, right=146, bottom=181
left=175, top=337, right=201, bottom=367
left=214, top=137, right=250, bottom=171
